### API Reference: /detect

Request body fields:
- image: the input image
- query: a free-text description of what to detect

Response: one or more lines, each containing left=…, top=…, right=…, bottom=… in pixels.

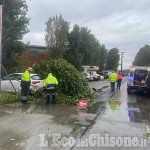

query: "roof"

left=13, top=73, right=40, bottom=76
left=27, top=45, right=47, bottom=53
left=82, top=66, right=99, bottom=70
left=103, top=70, right=114, bottom=72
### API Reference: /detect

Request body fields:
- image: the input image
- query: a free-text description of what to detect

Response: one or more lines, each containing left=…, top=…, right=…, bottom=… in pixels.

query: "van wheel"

left=127, top=87, right=132, bottom=94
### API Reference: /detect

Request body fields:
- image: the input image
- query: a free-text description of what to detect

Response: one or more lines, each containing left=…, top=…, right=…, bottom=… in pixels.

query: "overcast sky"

left=23, top=0, right=150, bottom=69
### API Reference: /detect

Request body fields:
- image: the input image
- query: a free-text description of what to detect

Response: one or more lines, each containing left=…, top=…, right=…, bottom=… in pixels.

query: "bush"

left=34, top=59, right=93, bottom=105
left=0, top=91, right=45, bottom=105
left=0, top=92, right=21, bottom=105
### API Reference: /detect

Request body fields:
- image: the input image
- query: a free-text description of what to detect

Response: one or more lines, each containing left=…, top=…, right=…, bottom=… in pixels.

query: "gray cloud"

left=23, top=0, right=150, bottom=69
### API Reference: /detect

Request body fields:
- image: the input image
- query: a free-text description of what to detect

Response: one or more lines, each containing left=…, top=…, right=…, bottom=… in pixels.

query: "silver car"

left=1, top=73, right=44, bottom=92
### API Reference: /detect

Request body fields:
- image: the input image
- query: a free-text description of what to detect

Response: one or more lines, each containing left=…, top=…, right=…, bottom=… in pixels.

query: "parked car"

left=100, top=75, right=104, bottom=80
left=85, top=73, right=94, bottom=81
left=82, top=72, right=104, bottom=81
left=1, top=73, right=44, bottom=92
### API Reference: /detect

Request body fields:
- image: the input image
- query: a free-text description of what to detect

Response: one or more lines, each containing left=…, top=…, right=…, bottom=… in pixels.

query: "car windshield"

left=31, top=75, right=43, bottom=80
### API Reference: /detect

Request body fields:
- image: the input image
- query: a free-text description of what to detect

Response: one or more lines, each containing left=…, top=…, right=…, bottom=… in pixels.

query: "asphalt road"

left=73, top=80, right=150, bottom=150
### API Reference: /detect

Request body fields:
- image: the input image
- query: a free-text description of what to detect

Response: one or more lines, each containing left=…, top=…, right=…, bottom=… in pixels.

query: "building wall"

left=20, top=45, right=49, bottom=67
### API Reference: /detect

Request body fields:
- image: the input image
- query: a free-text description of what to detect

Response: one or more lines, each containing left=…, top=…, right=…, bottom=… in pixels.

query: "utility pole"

left=121, top=52, right=125, bottom=74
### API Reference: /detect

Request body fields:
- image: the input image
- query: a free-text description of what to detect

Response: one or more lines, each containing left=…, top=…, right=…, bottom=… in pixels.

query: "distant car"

left=82, top=72, right=104, bottom=81
left=100, top=75, right=104, bottom=80
left=85, top=73, right=94, bottom=81
left=1, top=73, right=44, bottom=92
left=98, top=72, right=109, bottom=79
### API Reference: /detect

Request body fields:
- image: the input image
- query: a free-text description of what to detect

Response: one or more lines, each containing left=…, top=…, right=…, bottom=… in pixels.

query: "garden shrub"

left=0, top=91, right=44, bottom=105
left=34, top=59, right=93, bottom=105
left=0, top=92, right=21, bottom=105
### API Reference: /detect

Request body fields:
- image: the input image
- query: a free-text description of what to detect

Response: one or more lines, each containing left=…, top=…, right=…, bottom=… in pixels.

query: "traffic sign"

left=78, top=100, right=88, bottom=109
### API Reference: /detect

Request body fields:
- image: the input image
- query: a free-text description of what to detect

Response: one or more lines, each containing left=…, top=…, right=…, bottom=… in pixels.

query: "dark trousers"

left=21, top=87, right=28, bottom=104
left=46, top=89, right=56, bottom=104
left=111, top=82, right=115, bottom=91
left=117, top=79, right=122, bottom=90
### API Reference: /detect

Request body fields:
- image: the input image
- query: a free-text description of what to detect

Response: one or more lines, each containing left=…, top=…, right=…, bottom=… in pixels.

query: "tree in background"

left=99, top=44, right=107, bottom=71
left=45, top=15, right=69, bottom=59
left=80, top=27, right=101, bottom=66
left=1, top=0, right=29, bottom=73
left=63, top=25, right=83, bottom=70
left=45, top=14, right=120, bottom=72
left=106, top=48, right=120, bottom=71
left=64, top=25, right=105, bottom=70
left=133, top=45, right=150, bottom=66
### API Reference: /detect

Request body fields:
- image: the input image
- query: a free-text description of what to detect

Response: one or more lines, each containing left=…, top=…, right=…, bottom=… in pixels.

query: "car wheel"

left=86, top=78, right=90, bottom=82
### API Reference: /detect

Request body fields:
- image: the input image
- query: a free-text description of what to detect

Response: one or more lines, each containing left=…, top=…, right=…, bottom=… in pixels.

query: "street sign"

left=78, top=100, right=88, bottom=109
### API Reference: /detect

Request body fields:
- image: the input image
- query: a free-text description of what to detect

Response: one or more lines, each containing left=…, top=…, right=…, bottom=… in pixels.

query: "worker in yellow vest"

left=108, top=71, right=117, bottom=92
left=21, top=67, right=32, bottom=104
left=44, top=73, right=58, bottom=104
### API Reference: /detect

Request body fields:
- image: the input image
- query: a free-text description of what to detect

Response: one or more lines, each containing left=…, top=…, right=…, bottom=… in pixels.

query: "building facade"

left=20, top=45, right=49, bottom=67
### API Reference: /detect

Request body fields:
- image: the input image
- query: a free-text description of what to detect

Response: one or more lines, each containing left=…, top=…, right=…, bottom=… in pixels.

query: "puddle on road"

left=102, top=90, right=150, bottom=125
left=0, top=101, right=100, bottom=135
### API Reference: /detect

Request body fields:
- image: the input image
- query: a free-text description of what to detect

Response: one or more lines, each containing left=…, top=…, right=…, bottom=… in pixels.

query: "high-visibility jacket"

left=21, top=70, right=31, bottom=82
left=44, top=75, right=58, bottom=88
left=117, top=74, right=122, bottom=79
left=108, top=73, right=117, bottom=83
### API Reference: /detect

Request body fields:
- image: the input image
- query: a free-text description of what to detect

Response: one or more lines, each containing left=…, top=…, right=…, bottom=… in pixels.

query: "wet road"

left=0, top=79, right=150, bottom=150
left=73, top=80, right=150, bottom=150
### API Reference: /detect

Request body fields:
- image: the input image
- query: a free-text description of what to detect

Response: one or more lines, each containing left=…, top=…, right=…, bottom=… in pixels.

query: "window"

left=3, top=74, right=16, bottom=80
left=31, top=75, right=43, bottom=80
left=13, top=74, right=22, bottom=80
left=29, top=51, right=39, bottom=58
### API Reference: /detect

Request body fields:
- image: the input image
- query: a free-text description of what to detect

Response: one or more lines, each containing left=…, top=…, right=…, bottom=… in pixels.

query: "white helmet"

left=27, top=67, right=33, bottom=71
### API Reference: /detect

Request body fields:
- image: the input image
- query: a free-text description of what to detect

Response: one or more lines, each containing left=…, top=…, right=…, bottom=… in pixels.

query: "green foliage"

left=99, top=44, right=107, bottom=71
left=45, top=14, right=69, bottom=59
left=0, top=92, right=21, bottom=105
left=80, top=27, right=100, bottom=66
left=34, top=59, right=93, bottom=105
left=0, top=0, right=29, bottom=73
left=133, top=45, right=150, bottom=66
left=64, top=25, right=106, bottom=71
left=45, top=15, right=119, bottom=72
left=0, top=90, right=45, bottom=105
left=106, top=48, right=120, bottom=71
left=64, top=24, right=83, bottom=70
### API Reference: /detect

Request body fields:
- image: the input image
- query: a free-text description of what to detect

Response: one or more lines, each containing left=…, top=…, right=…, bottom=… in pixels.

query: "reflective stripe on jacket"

left=21, top=70, right=31, bottom=82
left=108, top=73, right=117, bottom=83
left=117, top=74, right=122, bottom=79
left=44, top=75, right=58, bottom=87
